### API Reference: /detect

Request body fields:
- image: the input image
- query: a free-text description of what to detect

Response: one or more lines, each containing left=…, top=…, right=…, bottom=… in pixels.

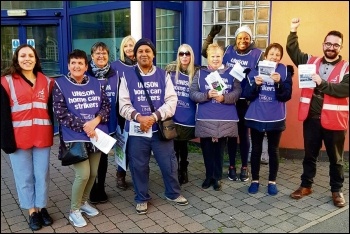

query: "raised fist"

left=291, top=18, right=300, bottom=32
left=209, top=25, right=223, bottom=37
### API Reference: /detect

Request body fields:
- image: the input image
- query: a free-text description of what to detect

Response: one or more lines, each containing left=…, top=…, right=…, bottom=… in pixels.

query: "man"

left=118, top=38, right=188, bottom=215
left=287, top=18, right=349, bottom=208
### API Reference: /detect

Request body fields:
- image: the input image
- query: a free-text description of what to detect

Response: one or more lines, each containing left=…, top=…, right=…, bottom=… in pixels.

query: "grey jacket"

left=189, top=66, right=241, bottom=138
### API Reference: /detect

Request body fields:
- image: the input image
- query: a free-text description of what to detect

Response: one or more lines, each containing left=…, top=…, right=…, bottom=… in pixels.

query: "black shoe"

left=178, top=170, right=189, bottom=185
left=213, top=180, right=222, bottom=191
left=202, top=178, right=212, bottom=189
left=116, top=171, right=127, bottom=190
left=240, top=167, right=250, bottom=182
left=29, top=212, right=42, bottom=231
left=228, top=167, right=238, bottom=181
left=99, top=190, right=108, bottom=203
left=40, top=208, right=53, bottom=226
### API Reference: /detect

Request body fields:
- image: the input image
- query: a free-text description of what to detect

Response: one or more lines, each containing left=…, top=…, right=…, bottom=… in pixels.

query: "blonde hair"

left=207, top=43, right=224, bottom=57
left=119, top=35, right=136, bottom=62
left=175, top=44, right=195, bottom=86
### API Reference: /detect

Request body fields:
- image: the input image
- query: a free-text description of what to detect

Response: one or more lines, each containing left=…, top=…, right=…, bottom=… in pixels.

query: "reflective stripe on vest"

left=323, top=104, right=349, bottom=111
left=300, top=97, right=311, bottom=104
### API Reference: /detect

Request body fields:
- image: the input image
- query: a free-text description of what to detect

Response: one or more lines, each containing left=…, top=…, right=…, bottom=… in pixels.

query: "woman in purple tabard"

left=190, top=43, right=242, bottom=191
left=53, top=49, right=110, bottom=228
left=243, top=43, right=293, bottom=196
left=111, top=35, right=137, bottom=191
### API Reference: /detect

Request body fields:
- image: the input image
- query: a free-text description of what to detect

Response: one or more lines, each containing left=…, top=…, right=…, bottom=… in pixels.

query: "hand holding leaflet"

left=258, top=60, right=276, bottom=83
left=229, top=63, right=245, bottom=81
left=205, top=71, right=227, bottom=95
left=90, top=128, right=117, bottom=154
left=298, top=64, right=316, bottom=88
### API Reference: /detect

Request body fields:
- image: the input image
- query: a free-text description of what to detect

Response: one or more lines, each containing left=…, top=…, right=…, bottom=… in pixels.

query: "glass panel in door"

left=1, top=26, right=18, bottom=74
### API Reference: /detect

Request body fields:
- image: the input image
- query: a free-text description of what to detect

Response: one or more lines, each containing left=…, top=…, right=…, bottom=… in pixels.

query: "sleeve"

left=189, top=70, right=210, bottom=103
left=52, top=81, right=85, bottom=132
left=286, top=32, right=310, bottom=66
left=318, top=73, right=349, bottom=98
left=275, top=67, right=293, bottom=102
left=119, top=76, right=137, bottom=121
left=201, top=35, right=215, bottom=58
left=242, top=77, right=261, bottom=101
left=1, top=83, right=17, bottom=154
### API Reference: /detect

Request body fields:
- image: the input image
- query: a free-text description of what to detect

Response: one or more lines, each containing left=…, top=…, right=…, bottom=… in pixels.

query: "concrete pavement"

left=1, top=135, right=349, bottom=233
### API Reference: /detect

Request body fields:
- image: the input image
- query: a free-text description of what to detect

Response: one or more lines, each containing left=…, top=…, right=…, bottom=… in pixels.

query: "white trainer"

left=69, top=210, right=87, bottom=227
left=80, top=201, right=99, bottom=216
left=165, top=195, right=189, bottom=205
left=136, top=202, right=148, bottom=215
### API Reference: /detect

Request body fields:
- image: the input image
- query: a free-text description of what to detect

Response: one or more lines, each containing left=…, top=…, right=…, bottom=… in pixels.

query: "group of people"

left=1, top=17, right=348, bottom=230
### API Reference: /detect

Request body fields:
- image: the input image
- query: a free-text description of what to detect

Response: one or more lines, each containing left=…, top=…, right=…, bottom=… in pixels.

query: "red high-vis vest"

left=1, top=73, right=54, bottom=149
left=298, top=57, right=349, bottom=130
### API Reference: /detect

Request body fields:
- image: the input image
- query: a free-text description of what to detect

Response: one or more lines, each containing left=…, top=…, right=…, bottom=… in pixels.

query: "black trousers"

left=174, top=140, right=188, bottom=169
left=250, top=129, right=282, bottom=181
left=301, top=118, right=346, bottom=192
left=200, top=137, right=226, bottom=180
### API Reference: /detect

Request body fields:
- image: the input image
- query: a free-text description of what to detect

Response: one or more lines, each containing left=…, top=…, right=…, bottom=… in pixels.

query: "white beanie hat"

left=234, top=25, right=252, bottom=41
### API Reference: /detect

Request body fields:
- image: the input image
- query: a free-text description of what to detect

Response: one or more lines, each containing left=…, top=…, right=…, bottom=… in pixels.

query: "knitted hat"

left=234, top=25, right=252, bottom=41
left=133, top=38, right=156, bottom=56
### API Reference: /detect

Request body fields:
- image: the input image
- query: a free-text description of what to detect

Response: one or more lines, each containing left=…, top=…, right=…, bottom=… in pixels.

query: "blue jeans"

left=9, top=147, right=51, bottom=209
left=127, top=133, right=180, bottom=203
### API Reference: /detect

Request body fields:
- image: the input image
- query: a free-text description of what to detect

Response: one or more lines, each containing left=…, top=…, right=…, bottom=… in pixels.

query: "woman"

left=111, top=35, right=136, bottom=190
left=243, top=43, right=293, bottom=195
left=53, top=49, right=110, bottom=227
left=165, top=44, right=200, bottom=185
left=1, top=44, right=54, bottom=231
left=190, top=43, right=242, bottom=191
left=202, top=25, right=264, bottom=182
left=119, top=38, right=188, bottom=215
left=86, top=42, right=118, bottom=203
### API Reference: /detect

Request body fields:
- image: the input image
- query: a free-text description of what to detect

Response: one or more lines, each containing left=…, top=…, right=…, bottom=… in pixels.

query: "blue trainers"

left=248, top=182, right=259, bottom=194
left=268, top=183, right=278, bottom=196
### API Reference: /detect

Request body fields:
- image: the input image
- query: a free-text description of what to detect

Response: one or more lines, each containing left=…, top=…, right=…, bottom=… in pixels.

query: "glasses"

left=323, top=42, right=341, bottom=49
left=179, top=51, right=191, bottom=57
left=94, top=52, right=108, bottom=56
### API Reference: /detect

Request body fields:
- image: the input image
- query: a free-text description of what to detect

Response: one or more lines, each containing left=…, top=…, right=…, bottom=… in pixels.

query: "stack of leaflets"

left=229, top=62, right=245, bottom=82
left=205, top=71, right=227, bottom=95
left=258, top=60, right=277, bottom=83
left=298, top=64, right=316, bottom=88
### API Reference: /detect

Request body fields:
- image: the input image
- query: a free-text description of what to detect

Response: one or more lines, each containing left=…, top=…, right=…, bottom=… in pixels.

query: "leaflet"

left=298, top=64, right=316, bottom=88
left=229, top=63, right=245, bottom=81
left=258, top=60, right=276, bottom=83
left=128, top=121, right=152, bottom=138
left=90, top=128, right=117, bottom=155
left=115, top=126, right=128, bottom=171
left=205, top=71, right=227, bottom=95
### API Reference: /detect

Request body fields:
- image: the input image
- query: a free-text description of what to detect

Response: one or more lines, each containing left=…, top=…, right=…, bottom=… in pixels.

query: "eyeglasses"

left=179, top=51, right=191, bottom=57
left=94, top=52, right=108, bottom=56
left=323, top=42, right=341, bottom=49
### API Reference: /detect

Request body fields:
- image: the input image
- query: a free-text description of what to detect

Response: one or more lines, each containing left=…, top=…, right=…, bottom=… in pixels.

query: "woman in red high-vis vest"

left=1, top=44, right=54, bottom=231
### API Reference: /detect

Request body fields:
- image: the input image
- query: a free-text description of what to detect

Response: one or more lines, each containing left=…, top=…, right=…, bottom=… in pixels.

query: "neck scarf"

left=90, top=60, right=110, bottom=79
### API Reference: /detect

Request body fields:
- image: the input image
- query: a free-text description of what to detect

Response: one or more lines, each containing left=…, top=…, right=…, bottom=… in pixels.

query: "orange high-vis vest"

left=1, top=73, right=54, bottom=149
left=298, top=57, right=349, bottom=130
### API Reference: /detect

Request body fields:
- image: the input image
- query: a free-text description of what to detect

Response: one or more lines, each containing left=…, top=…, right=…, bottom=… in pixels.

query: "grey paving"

left=1, top=136, right=349, bottom=233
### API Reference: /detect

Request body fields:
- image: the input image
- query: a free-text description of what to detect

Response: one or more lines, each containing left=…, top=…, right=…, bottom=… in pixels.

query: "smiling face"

left=265, top=47, right=282, bottom=63
left=207, top=48, right=223, bottom=70
left=17, top=47, right=36, bottom=72
left=178, top=46, right=191, bottom=69
left=235, top=32, right=251, bottom=51
left=323, top=35, right=342, bottom=60
left=136, top=45, right=154, bottom=69
left=91, top=46, right=109, bottom=68
left=68, top=58, right=88, bottom=80
left=123, top=39, right=135, bottom=60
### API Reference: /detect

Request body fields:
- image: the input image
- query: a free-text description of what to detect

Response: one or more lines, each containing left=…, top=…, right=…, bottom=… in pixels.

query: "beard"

left=323, top=49, right=339, bottom=60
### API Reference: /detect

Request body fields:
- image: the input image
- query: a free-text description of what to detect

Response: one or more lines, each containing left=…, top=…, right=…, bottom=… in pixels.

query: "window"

left=155, top=9, right=181, bottom=69
left=202, top=1, right=270, bottom=64
left=71, top=9, right=131, bottom=62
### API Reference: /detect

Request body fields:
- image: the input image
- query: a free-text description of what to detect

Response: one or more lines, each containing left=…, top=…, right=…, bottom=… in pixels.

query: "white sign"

left=27, top=39, right=35, bottom=48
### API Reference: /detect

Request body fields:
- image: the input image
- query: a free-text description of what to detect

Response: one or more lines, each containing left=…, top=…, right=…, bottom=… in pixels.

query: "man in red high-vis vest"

left=286, top=18, right=349, bottom=208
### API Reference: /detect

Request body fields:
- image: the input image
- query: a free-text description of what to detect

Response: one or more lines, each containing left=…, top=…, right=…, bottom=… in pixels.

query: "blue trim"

left=183, top=1, right=202, bottom=66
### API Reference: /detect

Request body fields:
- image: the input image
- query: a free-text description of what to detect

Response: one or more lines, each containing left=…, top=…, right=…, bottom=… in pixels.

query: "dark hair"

left=68, top=49, right=88, bottom=65
left=324, top=30, right=343, bottom=44
left=1, top=44, right=42, bottom=76
left=90, top=42, right=109, bottom=55
left=265, top=43, right=284, bottom=59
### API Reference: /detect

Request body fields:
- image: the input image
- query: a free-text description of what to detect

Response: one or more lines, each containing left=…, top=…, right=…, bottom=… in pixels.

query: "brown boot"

left=116, top=171, right=127, bottom=190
